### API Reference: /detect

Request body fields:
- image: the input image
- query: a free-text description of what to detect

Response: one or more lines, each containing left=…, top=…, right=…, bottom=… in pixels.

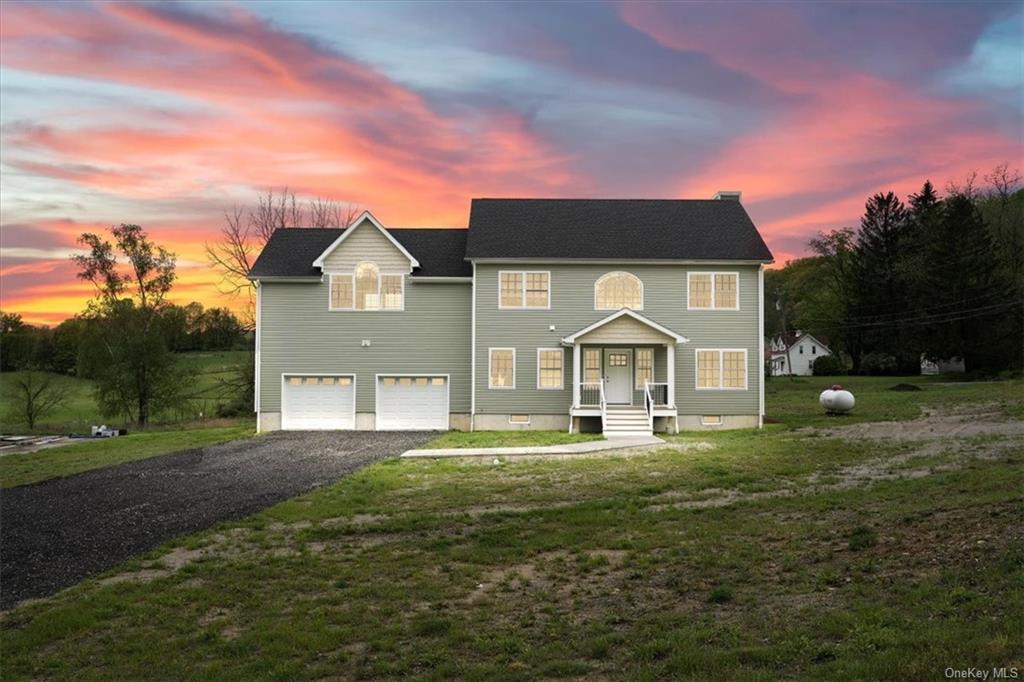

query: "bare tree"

left=206, top=189, right=360, bottom=330
left=8, top=371, right=68, bottom=431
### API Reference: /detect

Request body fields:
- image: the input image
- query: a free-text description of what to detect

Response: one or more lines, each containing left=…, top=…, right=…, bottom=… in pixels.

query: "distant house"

left=920, top=355, right=965, bottom=375
left=767, top=332, right=832, bottom=376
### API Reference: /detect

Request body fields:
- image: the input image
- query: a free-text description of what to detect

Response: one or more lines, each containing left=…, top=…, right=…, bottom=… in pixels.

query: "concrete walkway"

left=400, top=435, right=665, bottom=458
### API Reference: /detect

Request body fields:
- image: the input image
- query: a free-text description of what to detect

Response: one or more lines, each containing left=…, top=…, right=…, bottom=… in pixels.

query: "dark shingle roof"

left=248, top=227, right=470, bottom=279
left=465, top=198, right=773, bottom=262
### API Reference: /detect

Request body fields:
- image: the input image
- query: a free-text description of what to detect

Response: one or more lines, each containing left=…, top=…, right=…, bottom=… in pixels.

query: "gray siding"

left=321, top=220, right=413, bottom=273
left=260, top=279, right=470, bottom=413
left=474, top=263, right=760, bottom=415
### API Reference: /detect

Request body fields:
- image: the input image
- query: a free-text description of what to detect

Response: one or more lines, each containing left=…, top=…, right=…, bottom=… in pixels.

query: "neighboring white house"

left=768, top=332, right=832, bottom=376
left=920, top=355, right=966, bottom=375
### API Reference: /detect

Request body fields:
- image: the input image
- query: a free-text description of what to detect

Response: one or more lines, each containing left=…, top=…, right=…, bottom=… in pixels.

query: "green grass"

left=3, top=381, right=1022, bottom=678
left=766, top=374, right=1024, bottom=428
left=424, top=430, right=604, bottom=449
left=0, top=424, right=255, bottom=488
left=0, top=350, right=250, bottom=434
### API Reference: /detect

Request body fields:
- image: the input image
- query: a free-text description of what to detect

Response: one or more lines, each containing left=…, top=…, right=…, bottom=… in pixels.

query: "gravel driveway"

left=1, top=430, right=432, bottom=609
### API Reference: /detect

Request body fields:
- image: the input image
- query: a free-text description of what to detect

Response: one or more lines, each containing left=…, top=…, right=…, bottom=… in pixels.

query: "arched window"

left=355, top=262, right=379, bottom=310
left=594, top=271, right=643, bottom=310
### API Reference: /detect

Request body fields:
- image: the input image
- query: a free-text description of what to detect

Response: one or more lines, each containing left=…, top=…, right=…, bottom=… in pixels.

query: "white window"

left=537, top=348, right=564, bottom=390
left=687, top=272, right=739, bottom=310
left=489, top=348, right=515, bottom=389
left=811, top=345, right=816, bottom=355
left=499, top=271, right=549, bottom=309
left=583, top=348, right=601, bottom=383
left=696, top=349, right=747, bottom=390
left=595, top=271, right=643, bottom=310
left=333, top=261, right=403, bottom=311
left=330, top=275, right=353, bottom=310
left=635, top=348, right=653, bottom=389
left=799, top=345, right=804, bottom=355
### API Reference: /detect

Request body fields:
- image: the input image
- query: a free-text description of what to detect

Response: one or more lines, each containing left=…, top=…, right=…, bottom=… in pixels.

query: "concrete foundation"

left=473, top=414, right=571, bottom=431
left=676, top=414, right=759, bottom=430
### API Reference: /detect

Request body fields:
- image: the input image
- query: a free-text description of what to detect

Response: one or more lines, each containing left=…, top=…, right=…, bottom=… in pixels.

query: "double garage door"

left=281, top=374, right=447, bottom=430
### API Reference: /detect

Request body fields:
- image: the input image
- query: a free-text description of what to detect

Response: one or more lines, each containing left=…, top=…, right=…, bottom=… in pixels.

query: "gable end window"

left=489, top=348, right=515, bottom=389
left=595, top=271, right=643, bottom=310
left=695, top=349, right=747, bottom=390
left=687, top=272, right=739, bottom=310
left=329, top=262, right=404, bottom=311
left=499, top=271, right=549, bottom=309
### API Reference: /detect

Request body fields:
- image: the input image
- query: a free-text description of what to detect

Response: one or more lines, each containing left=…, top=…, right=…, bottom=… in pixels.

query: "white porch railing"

left=579, top=381, right=603, bottom=407
left=643, top=382, right=654, bottom=432
left=646, top=382, right=669, bottom=407
left=598, top=381, right=607, bottom=432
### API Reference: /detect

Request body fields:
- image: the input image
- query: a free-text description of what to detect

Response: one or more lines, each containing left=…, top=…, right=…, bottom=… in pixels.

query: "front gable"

left=562, top=309, right=688, bottom=345
left=313, top=211, right=419, bottom=273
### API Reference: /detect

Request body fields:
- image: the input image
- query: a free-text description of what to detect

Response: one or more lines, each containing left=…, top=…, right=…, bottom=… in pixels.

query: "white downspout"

left=470, top=262, right=476, bottom=432
left=254, top=280, right=262, bottom=433
left=758, top=265, right=765, bottom=428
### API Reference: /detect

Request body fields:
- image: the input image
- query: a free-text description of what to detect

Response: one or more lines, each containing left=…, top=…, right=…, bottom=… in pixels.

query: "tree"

left=0, top=311, right=35, bottom=372
left=7, top=371, right=67, bottom=430
left=205, top=189, right=359, bottom=330
left=73, top=224, right=189, bottom=425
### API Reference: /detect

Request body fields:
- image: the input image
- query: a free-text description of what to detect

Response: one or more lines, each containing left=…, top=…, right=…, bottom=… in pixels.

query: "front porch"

left=561, top=309, right=688, bottom=436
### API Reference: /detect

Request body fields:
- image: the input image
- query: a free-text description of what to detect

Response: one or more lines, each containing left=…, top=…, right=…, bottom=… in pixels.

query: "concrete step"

left=604, top=430, right=654, bottom=438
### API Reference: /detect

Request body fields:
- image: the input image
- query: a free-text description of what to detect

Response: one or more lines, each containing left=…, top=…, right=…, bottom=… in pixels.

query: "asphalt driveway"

left=1, top=430, right=433, bottom=609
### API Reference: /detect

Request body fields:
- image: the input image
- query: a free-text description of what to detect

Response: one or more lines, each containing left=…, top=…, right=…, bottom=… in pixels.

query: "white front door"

left=603, top=349, right=632, bottom=404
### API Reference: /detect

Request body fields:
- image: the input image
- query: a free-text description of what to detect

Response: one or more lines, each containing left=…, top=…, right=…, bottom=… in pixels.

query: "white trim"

left=328, top=273, right=354, bottom=311
left=468, top=258, right=773, bottom=265
left=634, top=347, right=654, bottom=390
left=758, top=265, right=765, bottom=428
left=667, top=343, right=675, bottom=408
left=572, top=342, right=581, bottom=408
left=536, top=347, right=565, bottom=390
left=694, top=348, right=749, bottom=391
left=312, top=211, right=420, bottom=269
left=409, top=276, right=473, bottom=283
left=254, top=281, right=262, bottom=416
left=280, top=373, right=356, bottom=430
left=471, top=262, right=476, bottom=430
left=497, top=270, right=551, bottom=309
left=561, top=308, right=688, bottom=344
left=374, top=374, right=450, bottom=431
left=488, top=347, right=516, bottom=390
left=686, top=271, right=740, bottom=311
left=594, top=271, right=644, bottom=311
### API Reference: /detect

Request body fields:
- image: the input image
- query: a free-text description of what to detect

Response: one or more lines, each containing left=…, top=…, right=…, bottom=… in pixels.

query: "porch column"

left=572, top=342, right=581, bottom=408
left=667, top=343, right=675, bottom=408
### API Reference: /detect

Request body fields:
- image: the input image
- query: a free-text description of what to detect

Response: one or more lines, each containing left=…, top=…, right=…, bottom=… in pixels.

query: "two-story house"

left=248, top=195, right=773, bottom=436
left=768, top=332, right=833, bottom=376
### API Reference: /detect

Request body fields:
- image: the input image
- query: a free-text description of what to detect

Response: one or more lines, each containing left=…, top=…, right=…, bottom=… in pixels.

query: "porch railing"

left=579, top=381, right=603, bottom=407
left=599, top=381, right=607, bottom=432
left=643, top=382, right=654, bottom=432
left=646, top=382, right=670, bottom=407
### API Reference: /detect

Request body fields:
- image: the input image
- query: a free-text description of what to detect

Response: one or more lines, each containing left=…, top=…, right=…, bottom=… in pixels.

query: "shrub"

left=848, top=526, right=878, bottom=550
left=859, top=352, right=898, bottom=375
left=812, top=354, right=845, bottom=376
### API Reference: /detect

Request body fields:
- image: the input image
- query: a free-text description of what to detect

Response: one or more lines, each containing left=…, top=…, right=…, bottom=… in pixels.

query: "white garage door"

left=281, top=375, right=355, bottom=430
left=377, top=376, right=448, bottom=430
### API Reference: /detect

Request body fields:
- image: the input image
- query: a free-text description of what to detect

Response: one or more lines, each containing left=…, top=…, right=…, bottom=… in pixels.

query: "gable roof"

left=465, top=198, right=773, bottom=262
left=312, top=211, right=419, bottom=269
left=248, top=227, right=470, bottom=279
left=561, top=309, right=689, bottom=345
left=770, top=332, right=831, bottom=353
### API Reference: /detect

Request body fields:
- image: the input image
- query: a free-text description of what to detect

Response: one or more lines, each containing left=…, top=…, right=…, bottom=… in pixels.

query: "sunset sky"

left=1, top=0, right=1020, bottom=326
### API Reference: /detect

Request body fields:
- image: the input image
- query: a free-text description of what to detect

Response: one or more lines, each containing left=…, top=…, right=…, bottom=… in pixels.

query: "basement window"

left=701, top=415, right=723, bottom=426
left=508, top=414, right=530, bottom=425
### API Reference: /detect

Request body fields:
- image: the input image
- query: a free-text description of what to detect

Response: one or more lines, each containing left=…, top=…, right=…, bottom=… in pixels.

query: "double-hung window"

left=695, top=349, right=747, bottom=390
left=489, top=348, right=515, bottom=389
left=537, top=348, right=564, bottom=390
left=687, top=272, right=739, bottom=310
left=499, top=271, right=549, bottom=308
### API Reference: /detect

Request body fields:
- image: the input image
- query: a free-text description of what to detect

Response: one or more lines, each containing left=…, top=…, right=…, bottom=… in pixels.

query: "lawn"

left=424, top=430, right=603, bottom=449
left=3, top=379, right=1021, bottom=679
left=0, top=423, right=256, bottom=488
left=0, top=350, right=250, bottom=434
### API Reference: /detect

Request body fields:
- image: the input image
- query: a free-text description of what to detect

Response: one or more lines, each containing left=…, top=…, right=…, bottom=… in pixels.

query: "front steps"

left=603, top=406, right=652, bottom=438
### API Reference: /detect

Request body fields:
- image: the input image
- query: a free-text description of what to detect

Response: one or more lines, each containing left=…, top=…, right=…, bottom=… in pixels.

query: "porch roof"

left=560, top=309, right=689, bottom=345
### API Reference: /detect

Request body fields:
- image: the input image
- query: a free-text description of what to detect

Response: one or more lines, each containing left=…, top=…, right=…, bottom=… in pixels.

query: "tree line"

left=766, top=164, right=1023, bottom=376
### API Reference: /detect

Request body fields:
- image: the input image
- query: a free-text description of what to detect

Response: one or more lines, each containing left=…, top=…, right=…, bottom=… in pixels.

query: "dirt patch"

left=807, top=405, right=1024, bottom=441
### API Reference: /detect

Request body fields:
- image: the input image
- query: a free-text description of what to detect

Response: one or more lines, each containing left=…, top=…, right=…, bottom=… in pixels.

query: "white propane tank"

left=820, top=384, right=855, bottom=414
